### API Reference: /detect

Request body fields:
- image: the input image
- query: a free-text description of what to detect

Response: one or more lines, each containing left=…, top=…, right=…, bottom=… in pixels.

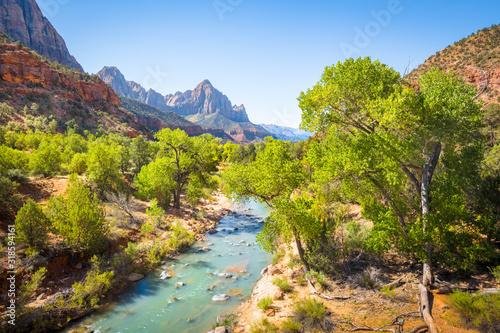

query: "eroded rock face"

left=98, top=66, right=148, bottom=101
left=0, top=44, right=119, bottom=106
left=165, top=80, right=250, bottom=122
left=0, top=0, right=84, bottom=71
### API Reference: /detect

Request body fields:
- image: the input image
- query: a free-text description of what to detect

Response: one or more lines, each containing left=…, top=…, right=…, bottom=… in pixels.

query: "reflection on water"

left=63, top=200, right=271, bottom=333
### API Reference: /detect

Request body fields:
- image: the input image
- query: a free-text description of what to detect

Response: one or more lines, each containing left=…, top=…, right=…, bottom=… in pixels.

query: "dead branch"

left=382, top=277, right=404, bottom=290
left=306, top=278, right=351, bottom=300
left=466, top=66, right=488, bottom=100
left=339, top=308, right=421, bottom=333
left=418, top=284, right=439, bottom=333
left=411, top=325, right=429, bottom=333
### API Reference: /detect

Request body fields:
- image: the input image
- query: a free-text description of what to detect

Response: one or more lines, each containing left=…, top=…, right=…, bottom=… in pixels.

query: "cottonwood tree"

left=138, top=129, right=221, bottom=209
left=299, top=57, right=489, bottom=286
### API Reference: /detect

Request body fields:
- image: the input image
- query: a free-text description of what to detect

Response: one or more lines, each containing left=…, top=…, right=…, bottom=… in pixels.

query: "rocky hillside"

left=259, top=124, right=312, bottom=142
left=0, top=0, right=84, bottom=71
left=0, top=42, right=145, bottom=137
left=408, top=24, right=500, bottom=106
left=98, top=66, right=274, bottom=143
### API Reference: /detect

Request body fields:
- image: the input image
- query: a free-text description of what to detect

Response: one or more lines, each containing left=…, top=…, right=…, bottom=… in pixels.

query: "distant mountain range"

left=98, top=66, right=273, bottom=143
left=259, top=124, right=312, bottom=142
left=0, top=0, right=84, bottom=71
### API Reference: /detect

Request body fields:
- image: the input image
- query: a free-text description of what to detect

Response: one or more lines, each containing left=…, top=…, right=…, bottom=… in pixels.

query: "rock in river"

left=218, top=273, right=233, bottom=279
left=212, top=294, right=231, bottom=302
left=128, top=273, right=145, bottom=282
left=159, top=271, right=171, bottom=280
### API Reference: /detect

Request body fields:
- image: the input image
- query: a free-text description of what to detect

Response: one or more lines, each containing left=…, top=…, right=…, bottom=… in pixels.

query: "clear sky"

left=37, top=0, right=500, bottom=128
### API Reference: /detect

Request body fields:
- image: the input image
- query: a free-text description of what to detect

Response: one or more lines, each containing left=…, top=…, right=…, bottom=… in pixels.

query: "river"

left=63, top=200, right=271, bottom=333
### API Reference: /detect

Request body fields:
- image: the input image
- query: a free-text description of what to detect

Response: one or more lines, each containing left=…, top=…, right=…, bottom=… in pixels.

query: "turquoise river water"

left=63, top=200, right=272, bottom=333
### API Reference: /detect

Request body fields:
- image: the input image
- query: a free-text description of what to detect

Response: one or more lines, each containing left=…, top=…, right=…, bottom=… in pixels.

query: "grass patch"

left=257, top=296, right=273, bottom=310
left=272, top=250, right=285, bottom=265
left=249, top=318, right=279, bottom=333
left=273, top=277, right=292, bottom=292
left=291, top=298, right=335, bottom=332
left=449, top=290, right=500, bottom=333
left=380, top=285, right=397, bottom=298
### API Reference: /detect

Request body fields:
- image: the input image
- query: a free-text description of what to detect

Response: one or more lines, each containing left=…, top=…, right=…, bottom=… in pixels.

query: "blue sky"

left=37, top=0, right=500, bottom=128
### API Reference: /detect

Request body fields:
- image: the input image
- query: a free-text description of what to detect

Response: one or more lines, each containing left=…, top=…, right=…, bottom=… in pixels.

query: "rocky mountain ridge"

left=408, top=23, right=500, bottom=106
left=98, top=66, right=273, bottom=143
left=0, top=42, right=144, bottom=137
left=0, top=0, right=84, bottom=71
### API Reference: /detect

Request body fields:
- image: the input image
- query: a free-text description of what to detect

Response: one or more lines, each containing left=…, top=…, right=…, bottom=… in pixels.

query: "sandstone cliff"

left=0, top=43, right=144, bottom=137
left=0, top=0, right=83, bottom=71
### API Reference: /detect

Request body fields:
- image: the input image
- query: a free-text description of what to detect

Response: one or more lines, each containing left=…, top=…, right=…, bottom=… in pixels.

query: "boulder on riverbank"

left=128, top=273, right=145, bottom=282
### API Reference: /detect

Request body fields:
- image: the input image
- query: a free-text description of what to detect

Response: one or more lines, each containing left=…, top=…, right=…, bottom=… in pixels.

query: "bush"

left=249, top=318, right=279, bottom=333
left=257, top=296, right=273, bottom=310
left=294, top=298, right=335, bottom=332
left=166, top=222, right=195, bottom=253
left=380, top=285, right=397, bottom=298
left=47, top=176, right=108, bottom=253
left=273, top=277, right=292, bottom=292
left=306, top=270, right=329, bottom=290
left=490, top=265, right=500, bottom=282
left=70, top=256, right=114, bottom=309
left=272, top=250, right=284, bottom=265
left=19, top=267, right=47, bottom=305
left=449, top=291, right=500, bottom=332
left=15, top=199, right=51, bottom=251
left=344, top=220, right=370, bottom=255
left=281, top=317, right=302, bottom=333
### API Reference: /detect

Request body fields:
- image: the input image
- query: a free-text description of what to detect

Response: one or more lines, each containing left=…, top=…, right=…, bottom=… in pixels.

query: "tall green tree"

left=299, top=57, right=490, bottom=284
left=47, top=176, right=108, bottom=253
left=15, top=199, right=51, bottom=251
left=154, top=129, right=220, bottom=209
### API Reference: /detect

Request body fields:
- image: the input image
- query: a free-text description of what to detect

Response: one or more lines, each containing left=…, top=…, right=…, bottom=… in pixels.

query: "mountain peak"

left=0, top=0, right=84, bottom=71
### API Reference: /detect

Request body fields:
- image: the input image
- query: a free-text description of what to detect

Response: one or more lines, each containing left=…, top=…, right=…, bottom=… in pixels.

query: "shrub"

left=19, top=267, right=47, bottom=305
left=166, top=222, right=195, bottom=253
left=380, top=285, right=397, bottom=298
left=282, top=318, right=302, bottom=333
left=249, top=318, right=279, bottom=333
left=489, top=265, right=500, bottom=282
left=306, top=270, right=329, bottom=290
left=449, top=291, right=500, bottom=333
left=15, top=199, right=51, bottom=251
left=273, top=277, right=292, bottom=292
left=294, top=298, right=335, bottom=332
left=70, top=256, right=114, bottom=309
left=257, top=296, right=273, bottom=310
left=344, top=220, right=370, bottom=255
left=69, top=153, right=87, bottom=174
left=272, top=250, right=284, bottom=265
left=47, top=176, right=108, bottom=253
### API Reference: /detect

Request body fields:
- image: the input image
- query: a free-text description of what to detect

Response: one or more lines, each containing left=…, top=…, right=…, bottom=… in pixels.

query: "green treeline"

left=222, top=57, right=500, bottom=280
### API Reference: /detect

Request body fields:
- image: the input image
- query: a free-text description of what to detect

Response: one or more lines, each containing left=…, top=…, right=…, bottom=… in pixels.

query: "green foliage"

left=294, top=298, right=335, bottom=332
left=130, top=135, right=153, bottom=174
left=300, top=57, right=495, bottom=271
left=380, top=285, right=397, bottom=298
left=273, top=277, right=292, bottom=292
left=272, top=250, right=284, bottom=265
left=249, top=318, right=279, bottom=333
left=86, top=139, right=123, bottom=193
left=19, top=267, right=47, bottom=305
left=343, top=220, right=370, bottom=255
left=15, top=199, right=51, bottom=251
left=135, top=156, right=175, bottom=209
left=281, top=317, right=302, bottom=332
left=154, top=129, right=221, bottom=208
left=306, top=270, right=329, bottom=289
left=71, top=256, right=114, bottom=309
left=166, top=222, right=195, bottom=253
left=0, top=102, right=15, bottom=118
left=47, top=176, right=108, bottom=253
left=69, top=153, right=88, bottom=174
left=29, top=140, right=62, bottom=176
left=257, top=296, right=273, bottom=310
left=449, top=291, right=500, bottom=332
left=145, top=199, right=166, bottom=229
left=489, top=266, right=500, bottom=282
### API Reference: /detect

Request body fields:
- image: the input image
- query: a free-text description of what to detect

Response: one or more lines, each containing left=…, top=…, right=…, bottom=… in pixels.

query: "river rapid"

left=64, top=200, right=271, bottom=333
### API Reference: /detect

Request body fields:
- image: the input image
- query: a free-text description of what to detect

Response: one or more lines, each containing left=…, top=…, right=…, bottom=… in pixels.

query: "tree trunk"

left=421, top=142, right=441, bottom=287
left=292, top=226, right=309, bottom=272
